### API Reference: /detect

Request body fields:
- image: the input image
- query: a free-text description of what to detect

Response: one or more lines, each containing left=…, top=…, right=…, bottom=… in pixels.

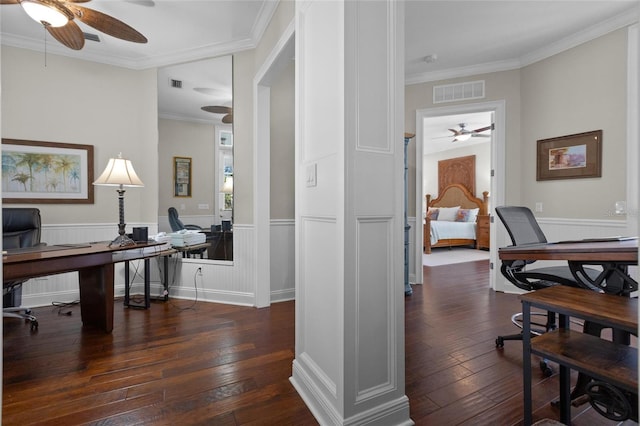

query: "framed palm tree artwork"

left=1, top=139, right=94, bottom=204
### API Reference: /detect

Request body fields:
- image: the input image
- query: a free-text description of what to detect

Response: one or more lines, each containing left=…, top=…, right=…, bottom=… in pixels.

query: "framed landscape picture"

left=536, top=130, right=602, bottom=181
left=2, top=138, right=94, bottom=204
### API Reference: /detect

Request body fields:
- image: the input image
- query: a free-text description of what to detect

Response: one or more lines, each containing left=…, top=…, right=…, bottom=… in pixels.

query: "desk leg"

left=124, top=260, right=131, bottom=306
left=144, top=258, right=150, bottom=308
left=79, top=264, right=114, bottom=333
left=163, top=255, right=169, bottom=301
left=522, top=301, right=532, bottom=426
left=558, top=314, right=571, bottom=425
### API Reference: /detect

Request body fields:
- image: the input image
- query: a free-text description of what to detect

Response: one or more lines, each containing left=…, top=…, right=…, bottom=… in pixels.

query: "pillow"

left=455, top=208, right=480, bottom=222
left=426, top=208, right=439, bottom=220
left=436, top=206, right=460, bottom=222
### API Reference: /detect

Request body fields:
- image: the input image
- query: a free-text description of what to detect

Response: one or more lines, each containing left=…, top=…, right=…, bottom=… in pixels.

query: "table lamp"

left=93, top=153, right=144, bottom=247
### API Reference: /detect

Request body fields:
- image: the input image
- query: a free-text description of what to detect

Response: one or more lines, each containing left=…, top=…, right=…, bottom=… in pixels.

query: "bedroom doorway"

left=414, top=100, right=506, bottom=290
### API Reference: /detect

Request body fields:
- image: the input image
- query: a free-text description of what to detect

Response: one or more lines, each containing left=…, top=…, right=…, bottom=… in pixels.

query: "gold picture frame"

left=173, top=156, right=192, bottom=197
left=536, top=130, right=602, bottom=181
left=2, top=138, right=94, bottom=204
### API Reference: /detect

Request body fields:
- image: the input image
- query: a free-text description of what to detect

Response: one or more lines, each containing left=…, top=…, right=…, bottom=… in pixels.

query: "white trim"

left=253, top=20, right=296, bottom=308
left=627, top=23, right=639, bottom=236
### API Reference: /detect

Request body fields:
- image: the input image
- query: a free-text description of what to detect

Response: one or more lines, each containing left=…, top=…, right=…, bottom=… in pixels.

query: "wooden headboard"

left=438, top=155, right=475, bottom=196
left=427, top=183, right=489, bottom=216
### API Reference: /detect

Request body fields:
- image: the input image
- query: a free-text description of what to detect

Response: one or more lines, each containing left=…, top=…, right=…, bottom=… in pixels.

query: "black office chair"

left=494, top=206, right=602, bottom=374
left=167, top=207, right=208, bottom=258
left=3, top=207, right=44, bottom=331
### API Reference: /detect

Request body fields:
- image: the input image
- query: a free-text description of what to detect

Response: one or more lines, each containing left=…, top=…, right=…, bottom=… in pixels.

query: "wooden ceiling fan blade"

left=47, top=21, right=84, bottom=50
left=202, top=106, right=232, bottom=114
left=222, top=113, right=233, bottom=124
left=70, top=5, right=147, bottom=43
left=472, top=125, right=493, bottom=133
left=0, top=0, right=20, bottom=4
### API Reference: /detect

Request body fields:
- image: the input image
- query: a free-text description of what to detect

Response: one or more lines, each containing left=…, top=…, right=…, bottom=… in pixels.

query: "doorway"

left=254, top=26, right=295, bottom=307
left=415, top=100, right=506, bottom=290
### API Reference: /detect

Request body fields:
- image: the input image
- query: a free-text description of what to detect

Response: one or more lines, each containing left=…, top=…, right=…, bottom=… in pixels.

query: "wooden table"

left=499, top=238, right=638, bottom=424
left=499, top=238, right=638, bottom=295
left=3, top=242, right=164, bottom=332
left=520, top=286, right=637, bottom=425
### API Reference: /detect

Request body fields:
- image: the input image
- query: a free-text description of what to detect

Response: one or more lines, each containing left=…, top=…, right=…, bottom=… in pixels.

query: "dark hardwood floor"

left=3, top=260, right=635, bottom=425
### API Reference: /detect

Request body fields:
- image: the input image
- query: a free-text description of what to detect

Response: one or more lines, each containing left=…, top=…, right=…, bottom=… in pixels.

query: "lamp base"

left=109, top=234, right=136, bottom=247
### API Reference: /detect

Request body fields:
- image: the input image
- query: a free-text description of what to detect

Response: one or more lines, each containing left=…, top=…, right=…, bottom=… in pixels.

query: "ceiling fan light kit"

left=21, top=0, right=71, bottom=27
left=4, top=0, right=147, bottom=50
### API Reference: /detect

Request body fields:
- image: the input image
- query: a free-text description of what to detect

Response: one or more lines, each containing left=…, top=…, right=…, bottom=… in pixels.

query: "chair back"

left=495, top=206, right=547, bottom=246
left=2, top=208, right=41, bottom=249
left=168, top=207, right=185, bottom=232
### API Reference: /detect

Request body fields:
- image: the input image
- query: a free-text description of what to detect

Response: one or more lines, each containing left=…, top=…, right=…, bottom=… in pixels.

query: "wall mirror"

left=157, top=55, right=233, bottom=261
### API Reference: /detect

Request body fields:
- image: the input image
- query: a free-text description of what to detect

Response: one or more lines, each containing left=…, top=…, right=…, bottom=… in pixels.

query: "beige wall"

left=1, top=46, right=158, bottom=225
left=232, top=0, right=295, bottom=225
left=520, top=28, right=627, bottom=219
left=158, top=118, right=215, bottom=217
left=406, top=27, right=629, bottom=220
left=270, top=60, right=295, bottom=220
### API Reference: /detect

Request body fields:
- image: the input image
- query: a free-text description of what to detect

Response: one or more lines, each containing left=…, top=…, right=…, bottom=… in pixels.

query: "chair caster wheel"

left=540, top=360, right=553, bottom=377
left=495, top=337, right=504, bottom=348
left=30, top=320, right=38, bottom=331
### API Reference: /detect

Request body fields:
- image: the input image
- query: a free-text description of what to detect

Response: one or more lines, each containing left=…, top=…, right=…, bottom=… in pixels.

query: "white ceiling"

left=1, top=0, right=638, bottom=125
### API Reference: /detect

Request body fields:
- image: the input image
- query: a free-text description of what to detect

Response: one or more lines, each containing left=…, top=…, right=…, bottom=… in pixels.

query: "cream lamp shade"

left=221, top=176, right=233, bottom=194
left=21, top=0, right=71, bottom=27
left=94, top=156, right=144, bottom=187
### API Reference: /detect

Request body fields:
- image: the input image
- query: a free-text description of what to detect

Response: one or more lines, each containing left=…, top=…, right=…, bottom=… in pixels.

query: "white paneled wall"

left=270, top=219, right=296, bottom=302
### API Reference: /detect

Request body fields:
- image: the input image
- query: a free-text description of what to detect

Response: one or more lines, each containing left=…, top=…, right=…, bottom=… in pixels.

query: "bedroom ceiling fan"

left=201, top=105, right=233, bottom=124
left=1, top=0, right=147, bottom=50
left=448, top=123, right=493, bottom=142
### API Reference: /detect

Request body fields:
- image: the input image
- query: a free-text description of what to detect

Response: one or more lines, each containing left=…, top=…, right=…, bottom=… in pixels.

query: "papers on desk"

left=169, top=230, right=207, bottom=247
left=149, top=233, right=172, bottom=252
left=552, top=236, right=638, bottom=244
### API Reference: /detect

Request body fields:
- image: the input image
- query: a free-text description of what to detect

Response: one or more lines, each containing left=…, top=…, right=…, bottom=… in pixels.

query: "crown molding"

left=405, top=59, right=521, bottom=86
left=405, top=11, right=639, bottom=86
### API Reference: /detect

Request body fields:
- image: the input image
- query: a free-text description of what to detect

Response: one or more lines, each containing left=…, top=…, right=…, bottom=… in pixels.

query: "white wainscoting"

left=270, top=219, right=296, bottom=302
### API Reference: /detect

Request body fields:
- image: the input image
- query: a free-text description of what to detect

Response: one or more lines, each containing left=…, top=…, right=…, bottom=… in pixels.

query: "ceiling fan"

left=201, top=105, right=233, bottom=124
left=1, top=0, right=147, bottom=50
left=447, top=123, right=493, bottom=142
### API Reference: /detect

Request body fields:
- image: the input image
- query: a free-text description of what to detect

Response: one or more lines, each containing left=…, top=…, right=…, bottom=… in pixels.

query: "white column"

left=291, top=1, right=412, bottom=424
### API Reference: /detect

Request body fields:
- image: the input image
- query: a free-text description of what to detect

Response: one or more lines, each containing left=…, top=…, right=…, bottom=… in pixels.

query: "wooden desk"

left=520, top=286, right=637, bottom=425
left=499, top=239, right=638, bottom=295
left=3, top=242, right=163, bottom=332
left=499, top=239, right=639, bottom=424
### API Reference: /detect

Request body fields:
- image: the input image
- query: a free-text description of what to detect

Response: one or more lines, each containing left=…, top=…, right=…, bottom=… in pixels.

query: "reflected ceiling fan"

left=446, top=123, right=493, bottom=142
left=1, top=0, right=147, bottom=50
left=201, top=105, right=233, bottom=124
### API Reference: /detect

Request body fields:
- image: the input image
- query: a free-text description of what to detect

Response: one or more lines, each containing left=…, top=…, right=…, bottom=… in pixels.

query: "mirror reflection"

left=157, top=55, right=233, bottom=261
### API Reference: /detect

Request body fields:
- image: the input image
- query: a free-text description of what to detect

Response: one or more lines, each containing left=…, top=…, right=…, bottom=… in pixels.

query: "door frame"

left=415, top=100, right=506, bottom=290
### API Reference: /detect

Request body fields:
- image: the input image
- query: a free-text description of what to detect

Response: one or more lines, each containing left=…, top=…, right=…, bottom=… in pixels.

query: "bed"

left=423, top=183, right=489, bottom=254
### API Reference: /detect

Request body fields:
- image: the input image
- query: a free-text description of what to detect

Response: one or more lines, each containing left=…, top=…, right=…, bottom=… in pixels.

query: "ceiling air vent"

left=83, top=32, right=100, bottom=42
left=170, top=79, right=183, bottom=89
left=433, top=80, right=485, bottom=104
